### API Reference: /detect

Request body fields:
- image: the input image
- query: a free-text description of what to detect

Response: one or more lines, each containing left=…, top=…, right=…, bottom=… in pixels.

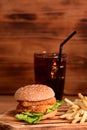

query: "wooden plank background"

left=0, top=0, right=87, bottom=95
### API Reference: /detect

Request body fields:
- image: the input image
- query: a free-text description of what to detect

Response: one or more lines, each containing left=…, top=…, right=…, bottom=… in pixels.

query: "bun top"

left=15, top=84, right=55, bottom=101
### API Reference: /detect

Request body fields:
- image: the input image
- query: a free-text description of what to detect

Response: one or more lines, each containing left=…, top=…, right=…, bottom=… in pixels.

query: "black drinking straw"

left=58, top=31, right=77, bottom=67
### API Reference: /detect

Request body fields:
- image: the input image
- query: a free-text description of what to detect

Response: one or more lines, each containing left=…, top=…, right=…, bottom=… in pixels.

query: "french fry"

left=66, top=111, right=77, bottom=120
left=78, top=93, right=84, bottom=99
left=84, top=96, right=87, bottom=101
left=71, top=104, right=79, bottom=111
left=60, top=113, right=71, bottom=119
left=80, top=111, right=87, bottom=123
left=82, top=99, right=87, bottom=108
left=78, top=100, right=87, bottom=111
left=60, top=93, right=87, bottom=124
left=64, top=98, right=74, bottom=106
left=78, top=93, right=87, bottom=108
left=72, top=117, right=81, bottom=123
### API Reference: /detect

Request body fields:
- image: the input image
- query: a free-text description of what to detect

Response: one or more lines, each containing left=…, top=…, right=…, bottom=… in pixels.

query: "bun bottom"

left=41, top=110, right=57, bottom=120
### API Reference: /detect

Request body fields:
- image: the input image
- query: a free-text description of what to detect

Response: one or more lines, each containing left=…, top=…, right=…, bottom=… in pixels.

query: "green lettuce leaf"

left=46, top=100, right=63, bottom=113
left=16, top=112, right=44, bottom=124
left=15, top=100, right=63, bottom=124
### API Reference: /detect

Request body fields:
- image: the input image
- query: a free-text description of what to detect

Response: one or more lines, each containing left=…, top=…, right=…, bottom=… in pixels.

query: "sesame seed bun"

left=15, top=84, right=55, bottom=101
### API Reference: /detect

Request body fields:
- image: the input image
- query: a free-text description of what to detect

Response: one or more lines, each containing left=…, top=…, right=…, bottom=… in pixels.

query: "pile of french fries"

left=60, top=93, right=87, bottom=123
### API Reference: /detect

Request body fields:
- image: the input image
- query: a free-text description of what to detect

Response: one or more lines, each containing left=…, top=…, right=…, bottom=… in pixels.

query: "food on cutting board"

left=14, top=84, right=63, bottom=124
left=60, top=93, right=87, bottom=123
left=14, top=84, right=87, bottom=124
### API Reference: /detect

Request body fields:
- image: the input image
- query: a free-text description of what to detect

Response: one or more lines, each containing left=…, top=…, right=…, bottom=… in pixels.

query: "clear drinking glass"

left=34, top=52, right=66, bottom=100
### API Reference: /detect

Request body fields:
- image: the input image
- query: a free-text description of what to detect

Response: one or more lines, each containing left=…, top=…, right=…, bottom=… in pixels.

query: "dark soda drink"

left=34, top=52, right=66, bottom=100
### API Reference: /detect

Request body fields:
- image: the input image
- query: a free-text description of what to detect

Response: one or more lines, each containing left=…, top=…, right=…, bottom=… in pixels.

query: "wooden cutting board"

left=0, top=105, right=87, bottom=130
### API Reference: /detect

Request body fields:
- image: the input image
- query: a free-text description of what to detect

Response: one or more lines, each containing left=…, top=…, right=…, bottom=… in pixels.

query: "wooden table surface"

left=0, top=95, right=17, bottom=114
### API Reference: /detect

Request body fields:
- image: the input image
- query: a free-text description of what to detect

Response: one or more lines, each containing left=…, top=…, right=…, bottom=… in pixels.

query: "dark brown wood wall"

left=0, top=0, right=87, bottom=95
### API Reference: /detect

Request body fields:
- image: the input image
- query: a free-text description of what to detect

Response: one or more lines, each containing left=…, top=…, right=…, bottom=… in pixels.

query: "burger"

left=14, top=84, right=62, bottom=124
